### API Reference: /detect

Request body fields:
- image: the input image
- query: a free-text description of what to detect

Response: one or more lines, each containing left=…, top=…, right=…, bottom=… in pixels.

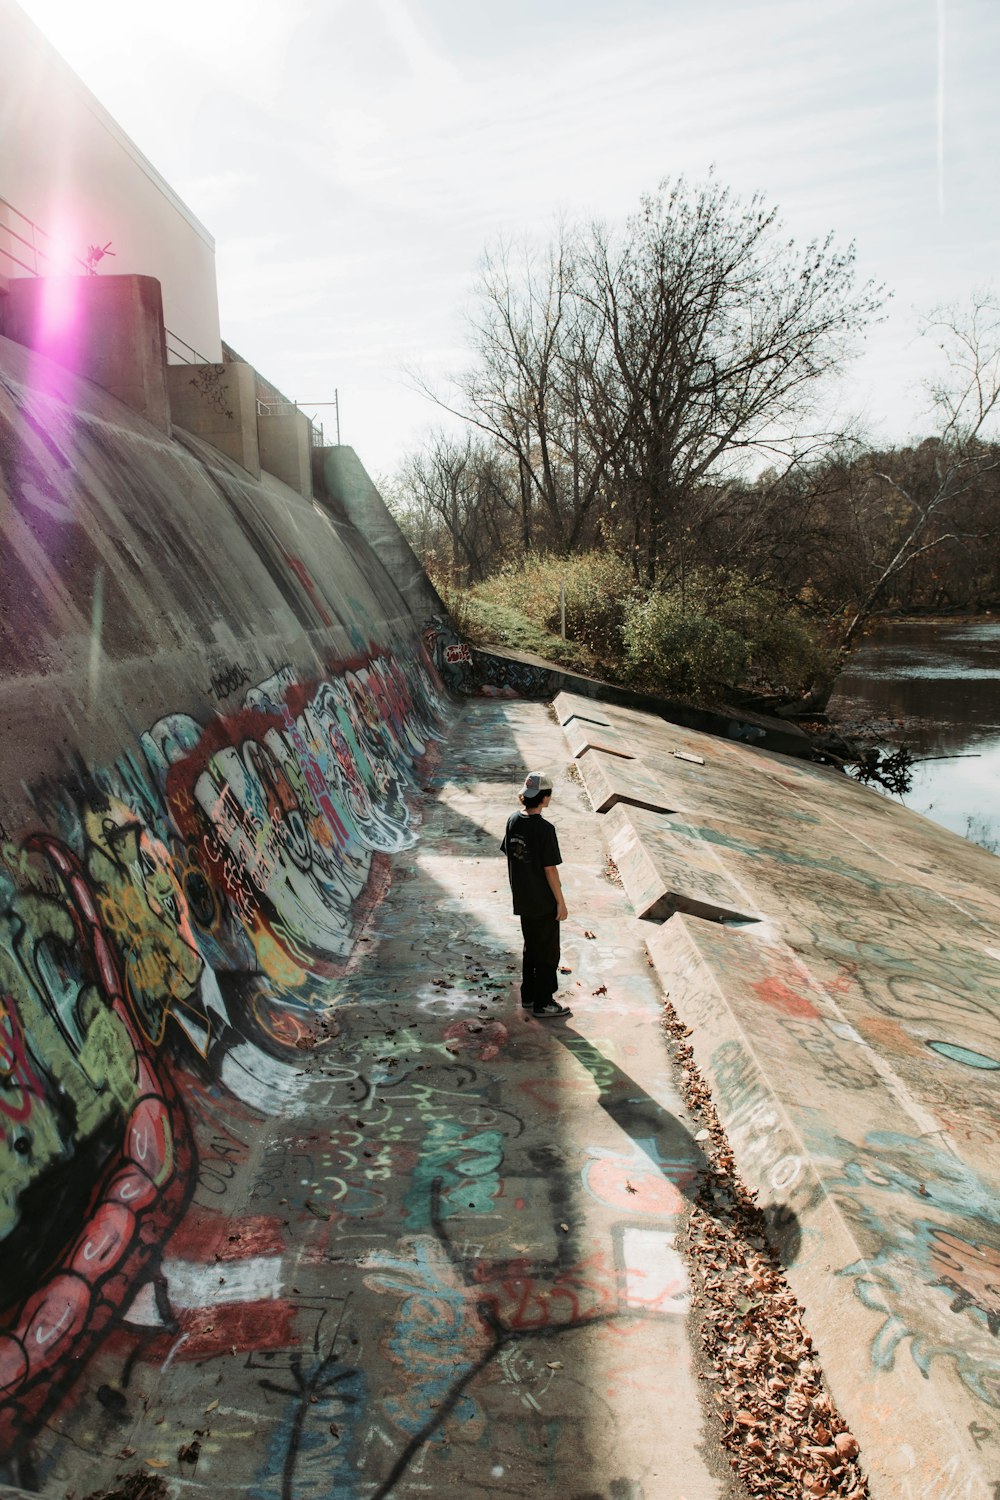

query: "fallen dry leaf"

left=660, top=991, right=870, bottom=1500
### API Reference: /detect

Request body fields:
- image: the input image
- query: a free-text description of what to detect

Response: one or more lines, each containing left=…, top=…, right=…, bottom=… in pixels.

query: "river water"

left=827, top=617, right=1000, bottom=854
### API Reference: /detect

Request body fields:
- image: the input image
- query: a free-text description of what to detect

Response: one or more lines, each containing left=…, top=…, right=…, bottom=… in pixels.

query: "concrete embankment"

left=557, top=689, right=1000, bottom=1500
left=4, top=697, right=747, bottom=1500
left=0, top=326, right=449, bottom=1483
left=2, top=315, right=998, bottom=1499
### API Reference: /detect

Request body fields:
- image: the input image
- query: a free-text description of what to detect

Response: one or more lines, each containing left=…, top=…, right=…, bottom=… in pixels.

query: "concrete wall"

left=4, top=273, right=172, bottom=432
left=0, top=0, right=220, bottom=363
left=259, top=409, right=313, bottom=498
left=167, top=359, right=261, bottom=475
left=321, top=445, right=448, bottom=625
left=0, top=331, right=448, bottom=1464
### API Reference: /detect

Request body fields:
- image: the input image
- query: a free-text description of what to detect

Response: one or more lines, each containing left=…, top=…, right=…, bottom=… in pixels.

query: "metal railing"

left=0, top=196, right=54, bottom=276
left=256, top=399, right=324, bottom=449
left=0, top=196, right=94, bottom=278
left=294, top=393, right=340, bottom=446
left=165, top=327, right=212, bottom=365
left=1, top=197, right=343, bottom=448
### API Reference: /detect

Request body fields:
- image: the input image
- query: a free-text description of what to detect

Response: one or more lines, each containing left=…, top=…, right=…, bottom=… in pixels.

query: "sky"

left=12, top=0, right=1000, bottom=481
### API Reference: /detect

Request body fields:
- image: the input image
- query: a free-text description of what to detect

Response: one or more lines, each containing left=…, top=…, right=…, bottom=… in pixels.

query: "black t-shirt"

left=501, top=812, right=561, bottom=916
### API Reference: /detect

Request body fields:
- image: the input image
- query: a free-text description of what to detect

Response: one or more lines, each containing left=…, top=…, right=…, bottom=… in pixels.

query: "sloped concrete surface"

left=604, top=804, right=758, bottom=924
left=578, top=751, right=682, bottom=817
left=567, top=700, right=1000, bottom=1500
left=563, top=717, right=635, bottom=761
left=3, top=701, right=734, bottom=1500
left=4, top=670, right=997, bottom=1499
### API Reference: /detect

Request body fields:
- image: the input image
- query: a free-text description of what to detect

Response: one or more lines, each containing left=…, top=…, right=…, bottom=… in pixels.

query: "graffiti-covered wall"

left=0, top=331, right=448, bottom=1456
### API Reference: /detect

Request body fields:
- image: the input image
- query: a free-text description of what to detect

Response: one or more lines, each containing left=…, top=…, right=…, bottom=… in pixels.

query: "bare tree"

left=582, top=176, right=883, bottom=581
left=392, top=431, right=518, bottom=583
left=416, top=174, right=881, bottom=578
left=448, top=234, right=620, bottom=553
left=838, top=293, right=1000, bottom=647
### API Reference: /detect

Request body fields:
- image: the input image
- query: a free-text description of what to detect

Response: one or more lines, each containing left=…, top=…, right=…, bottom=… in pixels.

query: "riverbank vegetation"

left=388, top=175, right=1000, bottom=712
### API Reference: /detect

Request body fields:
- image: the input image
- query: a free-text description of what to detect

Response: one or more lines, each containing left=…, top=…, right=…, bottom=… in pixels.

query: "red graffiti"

left=282, top=552, right=333, bottom=626
left=750, top=975, right=821, bottom=1019
left=0, top=836, right=194, bottom=1455
left=0, top=994, right=42, bottom=1124
left=475, top=1251, right=620, bottom=1331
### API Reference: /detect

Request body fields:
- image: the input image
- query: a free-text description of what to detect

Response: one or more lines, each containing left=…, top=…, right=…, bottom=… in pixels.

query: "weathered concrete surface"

left=564, top=716, right=634, bottom=761
left=4, top=274, right=172, bottom=430
left=2, top=303, right=997, bottom=1497
left=604, top=803, right=757, bottom=924
left=0, top=330, right=454, bottom=1483
left=578, top=751, right=681, bottom=817
left=257, top=408, right=314, bottom=498
left=321, top=446, right=448, bottom=627
left=1, top=700, right=733, bottom=1500
left=166, top=360, right=261, bottom=476
left=567, top=699, right=1000, bottom=1500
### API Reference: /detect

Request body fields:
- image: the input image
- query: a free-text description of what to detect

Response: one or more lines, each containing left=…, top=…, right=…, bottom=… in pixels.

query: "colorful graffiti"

left=803, top=1121, right=1000, bottom=1410
left=470, top=650, right=560, bottom=700
left=0, top=646, right=446, bottom=1462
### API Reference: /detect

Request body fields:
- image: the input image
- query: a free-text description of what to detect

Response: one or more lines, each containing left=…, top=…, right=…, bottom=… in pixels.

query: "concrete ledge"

left=604, top=803, right=758, bottom=922
left=258, top=409, right=313, bottom=497
left=647, top=914, right=999, bottom=1500
left=2, top=273, right=170, bottom=430
left=553, top=689, right=612, bottom=727
left=475, top=653, right=814, bottom=756
left=167, top=359, right=260, bottom=475
left=578, top=749, right=682, bottom=815
left=564, top=717, right=634, bottom=760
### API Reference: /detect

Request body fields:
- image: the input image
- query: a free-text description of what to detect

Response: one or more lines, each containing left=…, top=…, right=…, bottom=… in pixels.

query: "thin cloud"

left=11, top=0, right=1000, bottom=475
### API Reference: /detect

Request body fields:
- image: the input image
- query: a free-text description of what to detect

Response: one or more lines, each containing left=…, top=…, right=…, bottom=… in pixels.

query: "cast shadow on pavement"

left=551, top=1022, right=803, bottom=1266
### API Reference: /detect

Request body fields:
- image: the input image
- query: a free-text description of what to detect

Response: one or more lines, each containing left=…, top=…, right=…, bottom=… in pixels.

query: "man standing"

left=501, top=771, right=572, bottom=1019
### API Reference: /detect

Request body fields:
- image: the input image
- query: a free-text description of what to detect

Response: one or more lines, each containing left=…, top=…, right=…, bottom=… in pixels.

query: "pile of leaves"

left=81, top=1473, right=168, bottom=1500
left=662, top=997, right=870, bottom=1499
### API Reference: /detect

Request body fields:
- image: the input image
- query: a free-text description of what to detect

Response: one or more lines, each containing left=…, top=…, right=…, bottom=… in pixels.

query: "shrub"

left=473, top=550, right=635, bottom=658
left=705, top=572, right=836, bottom=695
left=446, top=553, right=836, bottom=705
left=456, top=595, right=595, bottom=671
left=622, top=593, right=749, bottom=697
left=544, top=552, right=636, bottom=658
left=622, top=568, right=837, bottom=701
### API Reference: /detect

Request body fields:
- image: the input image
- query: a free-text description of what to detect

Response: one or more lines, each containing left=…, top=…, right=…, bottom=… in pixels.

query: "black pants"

left=519, top=913, right=560, bottom=1010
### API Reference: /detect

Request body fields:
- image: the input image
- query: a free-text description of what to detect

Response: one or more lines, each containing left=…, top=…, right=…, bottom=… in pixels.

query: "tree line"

left=388, top=175, right=1000, bottom=656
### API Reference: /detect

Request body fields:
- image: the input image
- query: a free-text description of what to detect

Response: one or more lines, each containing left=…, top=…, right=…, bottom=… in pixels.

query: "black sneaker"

left=533, top=1000, right=572, bottom=1019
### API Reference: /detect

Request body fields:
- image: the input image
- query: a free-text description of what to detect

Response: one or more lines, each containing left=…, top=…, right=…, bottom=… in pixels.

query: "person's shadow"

left=552, top=1022, right=803, bottom=1265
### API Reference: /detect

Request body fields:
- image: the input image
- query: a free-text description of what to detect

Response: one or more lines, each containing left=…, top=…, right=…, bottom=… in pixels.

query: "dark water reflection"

left=827, top=618, right=1000, bottom=853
